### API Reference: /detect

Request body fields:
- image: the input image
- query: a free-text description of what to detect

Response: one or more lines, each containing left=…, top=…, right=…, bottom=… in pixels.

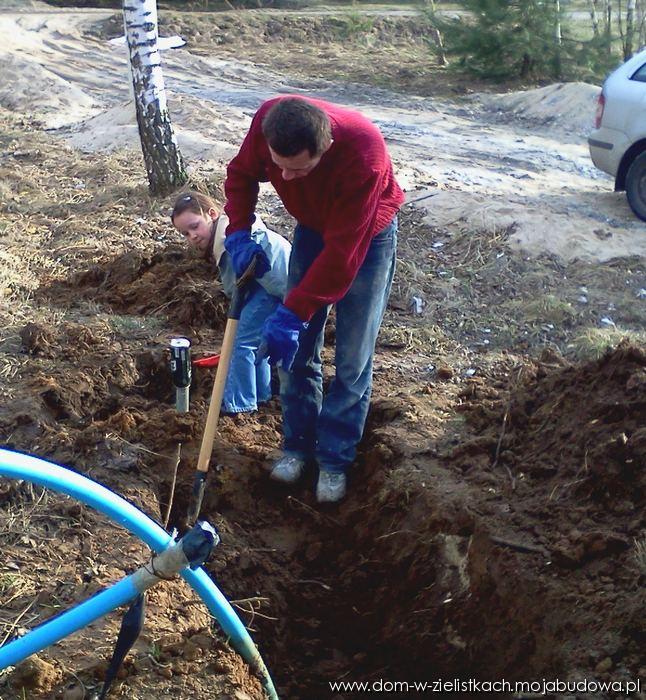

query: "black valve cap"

left=170, top=338, right=192, bottom=388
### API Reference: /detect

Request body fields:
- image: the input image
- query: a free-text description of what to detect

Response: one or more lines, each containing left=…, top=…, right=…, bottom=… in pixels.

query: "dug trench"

left=161, top=349, right=645, bottom=699
left=4, top=246, right=644, bottom=697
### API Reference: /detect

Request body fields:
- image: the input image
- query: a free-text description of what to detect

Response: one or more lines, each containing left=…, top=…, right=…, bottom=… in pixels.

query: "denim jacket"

left=212, top=214, right=291, bottom=301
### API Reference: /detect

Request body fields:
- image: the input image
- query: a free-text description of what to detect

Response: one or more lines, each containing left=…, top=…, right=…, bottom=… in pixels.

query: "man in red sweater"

left=223, top=96, right=404, bottom=502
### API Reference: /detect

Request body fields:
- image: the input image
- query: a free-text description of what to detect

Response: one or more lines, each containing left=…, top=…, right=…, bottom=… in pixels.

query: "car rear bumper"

left=588, top=127, right=629, bottom=177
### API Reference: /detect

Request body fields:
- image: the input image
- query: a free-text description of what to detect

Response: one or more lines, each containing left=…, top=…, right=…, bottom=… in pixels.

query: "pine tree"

left=441, top=0, right=566, bottom=81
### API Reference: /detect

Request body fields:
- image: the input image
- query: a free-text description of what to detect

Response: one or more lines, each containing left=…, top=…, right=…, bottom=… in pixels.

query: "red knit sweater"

left=224, top=96, right=405, bottom=321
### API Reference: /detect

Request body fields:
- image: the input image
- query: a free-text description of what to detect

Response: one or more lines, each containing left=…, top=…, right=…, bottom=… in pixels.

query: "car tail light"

left=594, top=92, right=606, bottom=129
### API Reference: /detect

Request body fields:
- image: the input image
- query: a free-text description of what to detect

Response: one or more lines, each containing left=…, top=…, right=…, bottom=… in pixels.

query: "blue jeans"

left=224, top=283, right=279, bottom=413
left=279, top=218, right=397, bottom=473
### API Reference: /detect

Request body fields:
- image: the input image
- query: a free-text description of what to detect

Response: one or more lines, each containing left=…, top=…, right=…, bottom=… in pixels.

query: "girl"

left=171, top=190, right=291, bottom=414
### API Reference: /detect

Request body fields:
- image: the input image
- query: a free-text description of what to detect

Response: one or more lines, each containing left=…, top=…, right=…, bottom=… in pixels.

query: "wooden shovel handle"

left=195, top=317, right=238, bottom=473
left=194, top=255, right=258, bottom=475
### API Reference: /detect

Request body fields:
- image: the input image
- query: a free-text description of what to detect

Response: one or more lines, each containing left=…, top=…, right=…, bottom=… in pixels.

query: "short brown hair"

left=261, top=98, right=331, bottom=157
left=170, top=190, right=218, bottom=223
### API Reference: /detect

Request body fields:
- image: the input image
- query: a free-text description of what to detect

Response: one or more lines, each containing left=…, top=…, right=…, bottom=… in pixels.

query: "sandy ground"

left=0, top=6, right=644, bottom=264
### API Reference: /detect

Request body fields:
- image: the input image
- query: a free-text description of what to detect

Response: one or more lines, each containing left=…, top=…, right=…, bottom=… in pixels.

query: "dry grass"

left=508, top=294, right=576, bottom=325
left=392, top=206, right=646, bottom=360
left=633, top=536, right=646, bottom=576
left=0, top=245, right=50, bottom=328
left=379, top=316, right=457, bottom=355
left=567, top=327, right=646, bottom=361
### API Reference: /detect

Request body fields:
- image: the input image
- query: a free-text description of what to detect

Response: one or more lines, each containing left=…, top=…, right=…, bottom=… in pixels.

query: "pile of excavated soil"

left=476, top=82, right=600, bottom=135
left=453, top=342, right=645, bottom=513
left=43, top=245, right=230, bottom=330
left=437, top=344, right=645, bottom=686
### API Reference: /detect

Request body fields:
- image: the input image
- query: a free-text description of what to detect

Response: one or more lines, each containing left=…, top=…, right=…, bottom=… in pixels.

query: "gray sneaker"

left=270, top=454, right=305, bottom=484
left=316, top=471, right=347, bottom=503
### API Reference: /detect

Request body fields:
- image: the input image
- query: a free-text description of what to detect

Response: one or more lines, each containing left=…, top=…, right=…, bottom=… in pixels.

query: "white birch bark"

left=589, top=0, right=600, bottom=37
left=626, top=0, right=637, bottom=57
left=123, top=0, right=187, bottom=196
left=554, top=0, right=562, bottom=78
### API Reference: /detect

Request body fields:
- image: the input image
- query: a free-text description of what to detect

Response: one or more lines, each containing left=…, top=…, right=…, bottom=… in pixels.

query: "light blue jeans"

left=279, top=218, right=397, bottom=473
left=224, top=282, right=280, bottom=413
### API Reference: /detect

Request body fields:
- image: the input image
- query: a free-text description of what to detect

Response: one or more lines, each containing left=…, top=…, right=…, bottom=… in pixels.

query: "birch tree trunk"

left=604, top=0, right=613, bottom=55
left=554, top=0, right=562, bottom=78
left=589, top=0, right=600, bottom=37
left=625, top=0, right=637, bottom=57
left=123, top=0, right=187, bottom=196
left=429, top=26, right=448, bottom=66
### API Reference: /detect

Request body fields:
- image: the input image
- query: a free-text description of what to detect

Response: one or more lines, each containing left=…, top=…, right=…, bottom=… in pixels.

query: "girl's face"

left=173, top=207, right=218, bottom=252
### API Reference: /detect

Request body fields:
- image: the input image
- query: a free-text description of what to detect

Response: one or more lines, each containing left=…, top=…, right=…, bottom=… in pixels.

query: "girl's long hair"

left=170, top=190, right=218, bottom=223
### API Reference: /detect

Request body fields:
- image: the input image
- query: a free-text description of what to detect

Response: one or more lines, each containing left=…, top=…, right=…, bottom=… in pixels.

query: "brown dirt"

left=47, top=245, right=230, bottom=330
left=0, top=22, right=645, bottom=700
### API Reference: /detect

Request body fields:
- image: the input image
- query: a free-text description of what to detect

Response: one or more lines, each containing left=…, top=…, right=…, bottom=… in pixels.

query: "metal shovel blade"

left=186, top=470, right=207, bottom=527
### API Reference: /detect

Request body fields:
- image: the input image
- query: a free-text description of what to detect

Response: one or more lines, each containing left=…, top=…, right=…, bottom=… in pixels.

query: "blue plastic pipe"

left=0, top=449, right=278, bottom=700
left=0, top=577, right=139, bottom=668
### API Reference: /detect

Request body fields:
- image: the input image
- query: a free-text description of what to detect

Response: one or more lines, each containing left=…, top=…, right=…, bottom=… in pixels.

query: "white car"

left=588, top=48, right=646, bottom=221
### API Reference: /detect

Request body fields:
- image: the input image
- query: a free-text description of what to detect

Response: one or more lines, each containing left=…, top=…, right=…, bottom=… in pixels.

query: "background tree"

left=620, top=0, right=638, bottom=59
left=589, top=0, right=601, bottom=37
left=123, top=0, right=187, bottom=196
left=587, top=0, right=645, bottom=66
left=438, top=0, right=566, bottom=81
left=434, top=0, right=645, bottom=84
left=554, top=0, right=562, bottom=77
left=420, top=0, right=449, bottom=66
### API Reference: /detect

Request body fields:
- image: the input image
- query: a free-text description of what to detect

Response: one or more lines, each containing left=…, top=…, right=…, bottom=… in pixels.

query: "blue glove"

left=224, top=229, right=270, bottom=279
left=260, top=304, right=307, bottom=371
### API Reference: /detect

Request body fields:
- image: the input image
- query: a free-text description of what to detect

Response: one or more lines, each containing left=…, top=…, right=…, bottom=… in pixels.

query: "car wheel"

left=625, top=150, right=646, bottom=222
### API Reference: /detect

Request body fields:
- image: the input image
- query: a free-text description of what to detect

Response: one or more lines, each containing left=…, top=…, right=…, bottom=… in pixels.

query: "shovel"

left=186, top=257, right=258, bottom=525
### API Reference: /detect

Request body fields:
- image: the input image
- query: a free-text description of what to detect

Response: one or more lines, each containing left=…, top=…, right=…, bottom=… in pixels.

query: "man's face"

left=173, top=209, right=217, bottom=252
left=269, top=145, right=329, bottom=181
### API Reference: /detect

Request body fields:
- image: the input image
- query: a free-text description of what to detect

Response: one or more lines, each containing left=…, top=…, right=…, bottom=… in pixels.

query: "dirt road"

left=1, top=6, right=644, bottom=263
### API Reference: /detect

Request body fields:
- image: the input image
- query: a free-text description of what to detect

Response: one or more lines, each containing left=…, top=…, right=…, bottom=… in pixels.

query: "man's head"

left=262, top=97, right=333, bottom=181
